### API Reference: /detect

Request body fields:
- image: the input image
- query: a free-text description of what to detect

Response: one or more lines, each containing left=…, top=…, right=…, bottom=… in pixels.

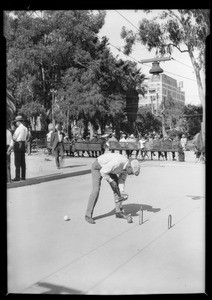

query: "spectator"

left=46, top=127, right=54, bottom=154
left=12, top=115, right=28, bottom=181
left=50, top=124, right=65, bottom=169
left=63, top=132, right=70, bottom=156
left=26, top=127, right=33, bottom=155
left=90, top=134, right=98, bottom=157
left=46, top=128, right=53, bottom=142
left=148, top=134, right=156, bottom=160
left=126, top=134, right=136, bottom=158
left=99, top=135, right=106, bottom=155
left=162, top=134, right=172, bottom=160
left=138, top=136, right=147, bottom=159
left=108, top=133, right=119, bottom=153
left=175, top=136, right=185, bottom=161
left=181, top=134, right=187, bottom=151
left=84, top=135, right=92, bottom=157
left=76, top=135, right=85, bottom=157
left=119, top=133, right=127, bottom=155
left=7, top=128, right=14, bottom=183
left=154, top=134, right=164, bottom=160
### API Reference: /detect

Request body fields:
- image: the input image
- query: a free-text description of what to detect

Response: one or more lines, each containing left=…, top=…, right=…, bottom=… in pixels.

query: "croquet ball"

left=64, top=215, right=69, bottom=221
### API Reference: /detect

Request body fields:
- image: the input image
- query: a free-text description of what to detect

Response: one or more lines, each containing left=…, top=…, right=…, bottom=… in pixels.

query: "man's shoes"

left=21, top=178, right=26, bottom=180
left=115, top=212, right=127, bottom=219
left=85, top=215, right=95, bottom=224
left=12, top=178, right=20, bottom=182
left=115, top=194, right=128, bottom=203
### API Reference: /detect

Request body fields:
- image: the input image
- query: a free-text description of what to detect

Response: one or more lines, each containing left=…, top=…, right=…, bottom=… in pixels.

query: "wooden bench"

left=109, top=140, right=183, bottom=159
left=45, top=141, right=105, bottom=156
left=73, top=142, right=104, bottom=152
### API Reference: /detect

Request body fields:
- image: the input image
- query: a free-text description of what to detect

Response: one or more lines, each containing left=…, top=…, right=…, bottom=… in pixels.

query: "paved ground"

left=7, top=150, right=206, bottom=294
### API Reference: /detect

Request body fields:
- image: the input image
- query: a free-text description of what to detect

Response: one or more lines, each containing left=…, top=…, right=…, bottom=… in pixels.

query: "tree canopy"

left=5, top=10, right=145, bottom=135
left=121, top=9, right=210, bottom=139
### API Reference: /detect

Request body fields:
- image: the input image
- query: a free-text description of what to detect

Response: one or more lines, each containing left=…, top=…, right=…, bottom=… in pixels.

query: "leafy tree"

left=179, top=104, right=203, bottom=138
left=135, top=106, right=162, bottom=135
left=5, top=10, right=106, bottom=128
left=121, top=9, right=210, bottom=140
left=18, top=101, right=46, bottom=130
left=7, top=90, right=16, bottom=127
left=157, top=95, right=183, bottom=134
left=5, top=10, right=146, bottom=135
left=58, top=41, right=145, bottom=135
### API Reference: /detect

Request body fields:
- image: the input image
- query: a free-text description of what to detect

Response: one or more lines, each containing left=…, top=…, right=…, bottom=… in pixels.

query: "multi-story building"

left=138, top=73, right=185, bottom=114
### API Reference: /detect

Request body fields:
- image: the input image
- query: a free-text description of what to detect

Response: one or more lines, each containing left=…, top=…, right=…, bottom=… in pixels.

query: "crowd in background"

left=41, top=126, right=190, bottom=161
left=105, top=131, right=186, bottom=161
left=7, top=117, right=204, bottom=183
left=44, top=126, right=190, bottom=161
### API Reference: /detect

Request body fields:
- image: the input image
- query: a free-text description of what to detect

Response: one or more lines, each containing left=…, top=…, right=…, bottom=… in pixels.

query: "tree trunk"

left=161, top=114, right=167, bottom=136
left=188, top=50, right=205, bottom=143
left=88, top=122, right=94, bottom=139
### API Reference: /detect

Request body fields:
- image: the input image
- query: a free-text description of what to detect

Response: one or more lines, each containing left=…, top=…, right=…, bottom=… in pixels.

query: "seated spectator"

left=126, top=134, right=136, bottom=158
left=162, top=134, right=172, bottom=160
left=154, top=134, right=164, bottom=160
left=76, top=135, right=85, bottom=157
left=148, top=134, right=156, bottom=160
left=138, top=136, right=147, bottom=158
left=84, top=135, right=91, bottom=157
left=63, top=132, right=70, bottom=156
left=90, top=134, right=98, bottom=157
left=108, top=133, right=118, bottom=153
left=119, top=133, right=127, bottom=155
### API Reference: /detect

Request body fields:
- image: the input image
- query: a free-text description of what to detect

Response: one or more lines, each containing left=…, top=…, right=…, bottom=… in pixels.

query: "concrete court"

left=7, top=151, right=205, bottom=294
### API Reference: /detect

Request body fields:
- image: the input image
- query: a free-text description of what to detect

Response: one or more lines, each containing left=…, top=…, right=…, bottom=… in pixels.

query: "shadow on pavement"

left=36, top=282, right=82, bottom=294
left=62, top=164, right=86, bottom=169
left=186, top=195, right=205, bottom=200
left=94, top=203, right=161, bottom=220
left=123, top=203, right=161, bottom=216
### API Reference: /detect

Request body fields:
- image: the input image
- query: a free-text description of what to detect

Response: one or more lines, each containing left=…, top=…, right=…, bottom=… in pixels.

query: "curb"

left=7, top=169, right=91, bottom=189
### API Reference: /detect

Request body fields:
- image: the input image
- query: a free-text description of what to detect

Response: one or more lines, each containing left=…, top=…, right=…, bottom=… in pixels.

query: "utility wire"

left=171, top=58, right=194, bottom=69
left=108, top=42, right=140, bottom=63
left=115, top=9, right=141, bottom=32
left=99, top=31, right=196, bottom=82
left=107, top=40, right=196, bottom=82
left=141, top=62, right=196, bottom=82
left=114, top=10, right=196, bottom=78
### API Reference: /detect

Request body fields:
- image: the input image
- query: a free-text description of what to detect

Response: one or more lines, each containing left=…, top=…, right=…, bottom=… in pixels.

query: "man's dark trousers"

left=14, top=141, right=26, bottom=180
left=54, top=142, right=64, bottom=168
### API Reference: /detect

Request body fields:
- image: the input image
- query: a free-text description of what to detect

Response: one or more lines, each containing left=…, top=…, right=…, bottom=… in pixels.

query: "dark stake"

left=139, top=206, right=143, bottom=225
left=168, top=214, right=172, bottom=229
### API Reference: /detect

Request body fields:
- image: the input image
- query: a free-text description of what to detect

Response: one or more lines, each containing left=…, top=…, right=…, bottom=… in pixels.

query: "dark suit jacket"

left=50, top=131, right=65, bottom=151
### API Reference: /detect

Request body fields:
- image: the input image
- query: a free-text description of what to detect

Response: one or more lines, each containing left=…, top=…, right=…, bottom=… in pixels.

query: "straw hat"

left=13, top=115, right=23, bottom=123
left=130, top=159, right=140, bottom=176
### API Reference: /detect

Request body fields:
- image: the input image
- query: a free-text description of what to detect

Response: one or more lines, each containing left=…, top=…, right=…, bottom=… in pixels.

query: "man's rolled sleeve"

left=100, top=170, right=114, bottom=183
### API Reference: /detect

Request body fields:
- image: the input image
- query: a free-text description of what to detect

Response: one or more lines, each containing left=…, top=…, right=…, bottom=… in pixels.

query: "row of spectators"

left=107, top=132, right=187, bottom=161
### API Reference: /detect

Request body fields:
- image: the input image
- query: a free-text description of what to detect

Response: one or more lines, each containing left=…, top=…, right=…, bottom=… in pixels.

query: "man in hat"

left=12, top=115, right=28, bottom=181
left=85, top=152, right=140, bottom=224
left=50, top=123, right=65, bottom=169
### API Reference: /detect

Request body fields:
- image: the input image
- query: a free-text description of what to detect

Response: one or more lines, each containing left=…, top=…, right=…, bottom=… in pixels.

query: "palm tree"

left=7, top=90, right=16, bottom=126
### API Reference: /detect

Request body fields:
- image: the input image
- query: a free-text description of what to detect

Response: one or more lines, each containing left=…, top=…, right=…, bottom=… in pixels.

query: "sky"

left=97, top=10, right=204, bottom=106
